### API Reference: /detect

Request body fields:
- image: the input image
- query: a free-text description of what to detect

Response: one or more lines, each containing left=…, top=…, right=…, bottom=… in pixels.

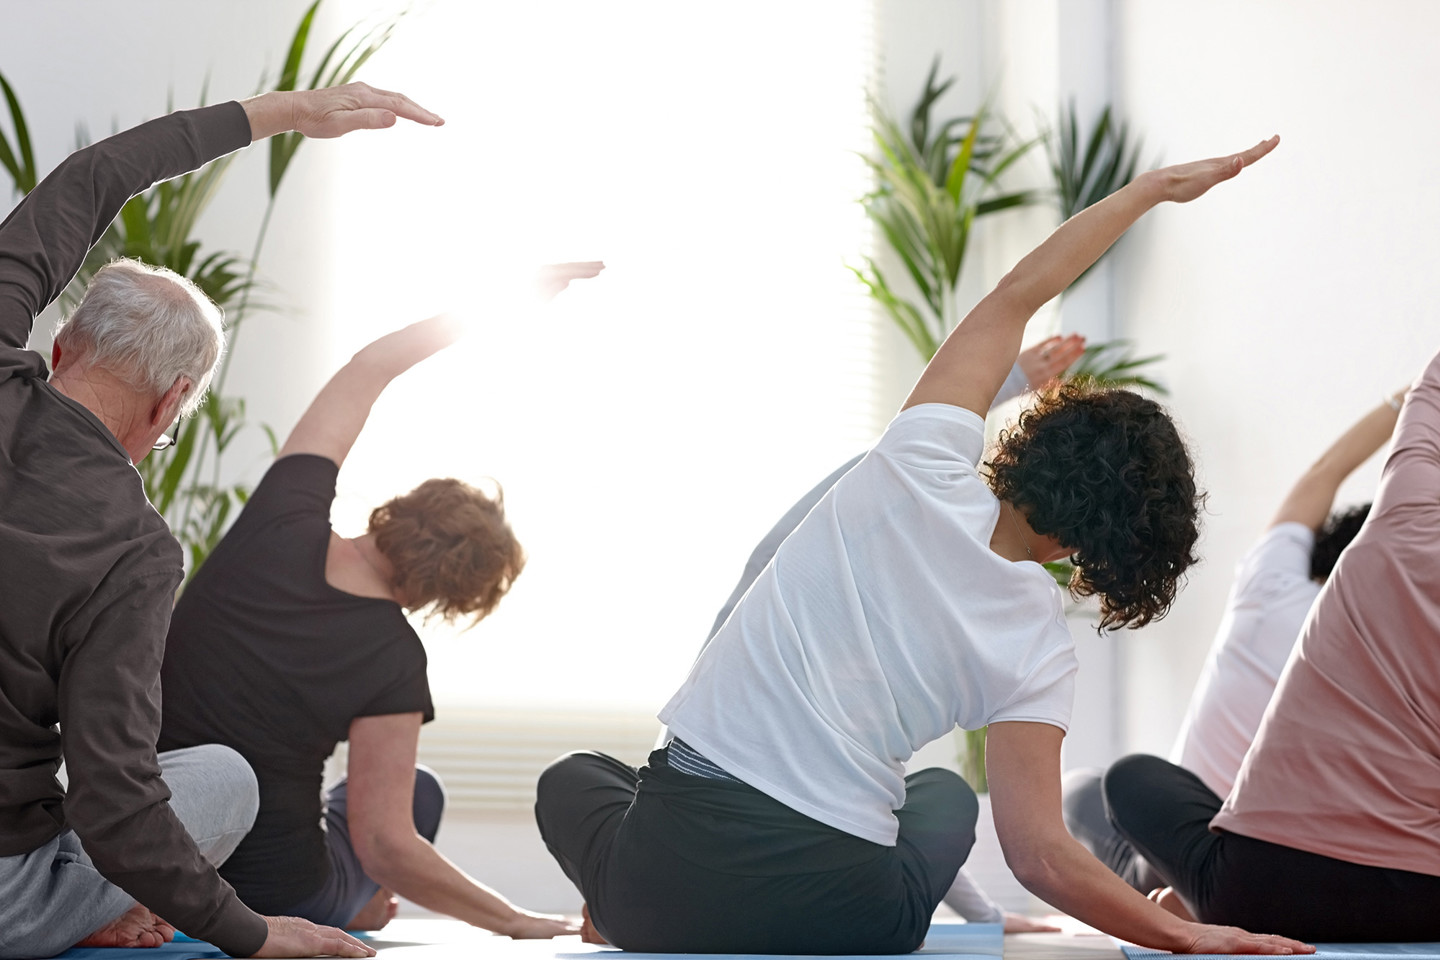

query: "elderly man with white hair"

left=0, top=83, right=440, bottom=959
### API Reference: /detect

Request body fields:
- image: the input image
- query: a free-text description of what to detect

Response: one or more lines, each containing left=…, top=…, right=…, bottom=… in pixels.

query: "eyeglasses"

left=152, top=419, right=182, bottom=452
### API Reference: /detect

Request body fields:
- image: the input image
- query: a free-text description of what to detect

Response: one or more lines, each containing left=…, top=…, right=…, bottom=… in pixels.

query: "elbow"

left=1001, top=843, right=1064, bottom=899
left=985, top=270, right=1043, bottom=320
left=352, top=830, right=414, bottom=888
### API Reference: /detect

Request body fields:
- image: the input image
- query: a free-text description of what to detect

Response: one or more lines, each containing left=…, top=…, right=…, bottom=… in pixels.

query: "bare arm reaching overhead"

left=1271, top=387, right=1408, bottom=530
left=279, top=314, right=463, bottom=467
left=905, top=137, right=1279, bottom=418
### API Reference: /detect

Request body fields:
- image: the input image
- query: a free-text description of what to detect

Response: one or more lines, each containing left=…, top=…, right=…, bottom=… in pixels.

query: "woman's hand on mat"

left=535, top=261, right=606, bottom=301
left=1145, top=135, right=1279, bottom=205
left=1018, top=335, right=1087, bottom=389
left=1180, top=923, right=1315, bottom=955
left=1002, top=912, right=1062, bottom=934
left=252, top=915, right=376, bottom=958
left=500, top=910, right=583, bottom=939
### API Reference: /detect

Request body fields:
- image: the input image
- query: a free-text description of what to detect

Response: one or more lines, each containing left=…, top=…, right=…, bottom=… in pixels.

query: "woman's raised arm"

left=278, top=314, right=463, bottom=467
left=905, top=137, right=1279, bottom=417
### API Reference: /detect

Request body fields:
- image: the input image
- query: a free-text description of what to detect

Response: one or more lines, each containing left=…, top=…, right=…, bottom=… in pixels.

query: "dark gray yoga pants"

left=283, top=765, right=445, bottom=928
left=1061, top=766, right=1164, bottom=894
left=535, top=748, right=977, bottom=955
left=1104, top=754, right=1440, bottom=941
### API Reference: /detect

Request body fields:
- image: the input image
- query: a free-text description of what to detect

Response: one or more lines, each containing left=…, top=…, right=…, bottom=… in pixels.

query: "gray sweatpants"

left=0, top=744, right=259, bottom=959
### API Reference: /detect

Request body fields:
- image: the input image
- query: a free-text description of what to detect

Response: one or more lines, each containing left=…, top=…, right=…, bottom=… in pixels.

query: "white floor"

left=411, top=810, right=583, bottom=917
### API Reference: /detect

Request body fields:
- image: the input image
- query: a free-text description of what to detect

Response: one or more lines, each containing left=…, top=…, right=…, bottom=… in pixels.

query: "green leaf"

left=278, top=0, right=323, bottom=93
left=0, top=70, right=37, bottom=194
left=1067, top=340, right=1169, bottom=395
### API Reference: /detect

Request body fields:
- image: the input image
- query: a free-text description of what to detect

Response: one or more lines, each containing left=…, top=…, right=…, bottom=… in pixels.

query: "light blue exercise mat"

left=51, top=940, right=227, bottom=960
left=1123, top=943, right=1440, bottom=960
left=553, top=922, right=1005, bottom=960
left=49, top=921, right=1002, bottom=960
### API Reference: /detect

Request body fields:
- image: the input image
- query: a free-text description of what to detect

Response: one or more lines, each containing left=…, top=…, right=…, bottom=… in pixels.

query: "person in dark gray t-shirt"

left=0, top=83, right=441, bottom=960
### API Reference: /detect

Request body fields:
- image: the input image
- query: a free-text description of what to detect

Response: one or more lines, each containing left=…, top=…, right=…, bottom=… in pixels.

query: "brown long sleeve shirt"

left=0, top=101, right=268, bottom=956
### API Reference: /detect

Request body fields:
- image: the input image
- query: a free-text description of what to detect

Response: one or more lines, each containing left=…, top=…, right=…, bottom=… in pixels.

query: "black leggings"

left=534, top=748, right=977, bottom=955
left=1103, top=754, right=1440, bottom=942
left=1061, top=767, right=1164, bottom=894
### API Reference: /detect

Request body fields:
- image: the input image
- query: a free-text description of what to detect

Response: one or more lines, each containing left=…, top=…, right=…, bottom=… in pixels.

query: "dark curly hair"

left=1309, top=503, right=1371, bottom=581
left=985, top=381, right=1203, bottom=630
left=369, top=477, right=525, bottom=624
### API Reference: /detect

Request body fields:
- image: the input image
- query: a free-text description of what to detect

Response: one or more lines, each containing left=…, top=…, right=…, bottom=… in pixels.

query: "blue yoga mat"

left=1123, top=943, right=1440, bottom=960
left=553, top=922, right=1005, bottom=960
left=51, top=921, right=1001, bottom=959
left=52, top=939, right=227, bottom=960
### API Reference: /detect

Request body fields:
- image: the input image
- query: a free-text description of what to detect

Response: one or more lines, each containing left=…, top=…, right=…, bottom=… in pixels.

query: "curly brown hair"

left=985, top=381, right=1202, bottom=630
left=368, top=478, right=525, bottom=623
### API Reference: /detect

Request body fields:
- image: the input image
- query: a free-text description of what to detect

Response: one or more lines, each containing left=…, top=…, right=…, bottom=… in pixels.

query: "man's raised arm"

left=0, top=83, right=441, bottom=351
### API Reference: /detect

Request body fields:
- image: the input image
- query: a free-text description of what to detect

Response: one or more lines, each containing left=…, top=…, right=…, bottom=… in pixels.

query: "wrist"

left=239, top=91, right=298, bottom=142
left=1129, top=169, right=1172, bottom=207
left=493, top=909, right=534, bottom=938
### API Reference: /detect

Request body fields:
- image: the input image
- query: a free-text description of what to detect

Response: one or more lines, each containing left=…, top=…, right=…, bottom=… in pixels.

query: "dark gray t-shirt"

left=160, top=454, right=435, bottom=913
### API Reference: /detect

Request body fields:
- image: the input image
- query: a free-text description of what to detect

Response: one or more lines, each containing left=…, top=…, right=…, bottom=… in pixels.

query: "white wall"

left=13, top=0, right=1420, bottom=757
left=1107, top=0, right=1438, bottom=753
left=0, top=0, right=349, bottom=480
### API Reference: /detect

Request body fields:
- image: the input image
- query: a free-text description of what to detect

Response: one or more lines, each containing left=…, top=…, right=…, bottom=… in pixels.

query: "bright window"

left=324, top=0, right=881, bottom=712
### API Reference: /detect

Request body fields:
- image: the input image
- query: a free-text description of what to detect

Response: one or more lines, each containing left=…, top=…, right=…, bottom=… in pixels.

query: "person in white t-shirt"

left=1061, top=389, right=1408, bottom=892
left=683, top=336, right=1084, bottom=936
left=535, top=137, right=1312, bottom=956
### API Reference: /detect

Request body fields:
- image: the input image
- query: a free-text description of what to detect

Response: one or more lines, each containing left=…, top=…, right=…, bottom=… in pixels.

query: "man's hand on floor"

left=252, top=915, right=376, bottom=958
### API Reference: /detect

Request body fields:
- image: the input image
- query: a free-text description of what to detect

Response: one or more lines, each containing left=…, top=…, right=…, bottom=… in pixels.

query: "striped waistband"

left=666, top=737, right=741, bottom=783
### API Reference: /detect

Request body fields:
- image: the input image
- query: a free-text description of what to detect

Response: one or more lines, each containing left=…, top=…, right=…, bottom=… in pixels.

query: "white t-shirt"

left=1169, top=522, right=1319, bottom=797
left=659, top=403, right=1078, bottom=847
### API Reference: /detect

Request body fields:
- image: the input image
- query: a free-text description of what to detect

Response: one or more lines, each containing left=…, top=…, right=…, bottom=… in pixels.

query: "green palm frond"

left=6, top=2, right=403, bottom=585
left=1046, top=100, right=1146, bottom=221
left=0, top=71, right=37, bottom=196
left=1067, top=340, right=1168, bottom=394
left=855, top=60, right=1041, bottom=361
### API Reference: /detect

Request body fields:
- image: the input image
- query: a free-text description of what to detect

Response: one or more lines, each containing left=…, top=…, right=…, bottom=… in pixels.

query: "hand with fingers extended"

left=1002, top=912, right=1062, bottom=934
left=290, top=81, right=444, bottom=138
left=502, top=911, right=583, bottom=939
left=242, top=81, right=444, bottom=142
left=1150, top=136, right=1279, bottom=205
left=1180, top=923, right=1314, bottom=956
left=251, top=915, right=376, bottom=958
left=535, top=261, right=606, bottom=301
left=1018, top=334, right=1087, bottom=389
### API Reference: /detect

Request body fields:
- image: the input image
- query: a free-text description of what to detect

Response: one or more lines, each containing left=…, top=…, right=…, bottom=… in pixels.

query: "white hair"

left=54, top=258, right=226, bottom=417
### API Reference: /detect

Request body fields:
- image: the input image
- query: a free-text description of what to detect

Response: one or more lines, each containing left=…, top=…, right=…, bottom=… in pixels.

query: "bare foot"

left=1148, top=886, right=1196, bottom=922
left=580, top=903, right=608, bottom=945
left=346, top=888, right=399, bottom=931
left=76, top=903, right=176, bottom=948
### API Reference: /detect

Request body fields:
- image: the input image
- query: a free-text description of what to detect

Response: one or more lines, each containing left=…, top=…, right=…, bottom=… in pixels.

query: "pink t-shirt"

left=1213, top=351, right=1440, bottom=877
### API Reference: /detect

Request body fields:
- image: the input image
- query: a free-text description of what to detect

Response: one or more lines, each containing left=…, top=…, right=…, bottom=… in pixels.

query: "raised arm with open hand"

left=1271, top=386, right=1410, bottom=530
left=241, top=82, right=444, bottom=141
left=906, top=136, right=1279, bottom=417
left=279, top=313, right=463, bottom=468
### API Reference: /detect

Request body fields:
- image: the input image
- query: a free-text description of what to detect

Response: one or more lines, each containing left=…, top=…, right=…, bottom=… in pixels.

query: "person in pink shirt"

left=1104, top=353, right=1440, bottom=941
left=1062, top=388, right=1408, bottom=894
